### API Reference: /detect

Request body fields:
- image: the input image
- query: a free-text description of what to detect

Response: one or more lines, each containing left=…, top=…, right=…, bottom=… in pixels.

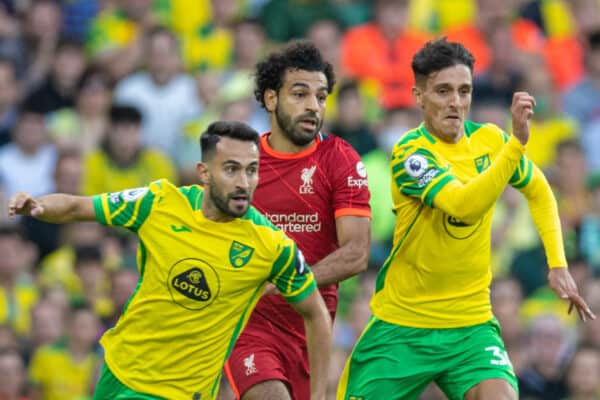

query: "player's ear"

left=264, top=89, right=277, bottom=112
left=196, top=162, right=210, bottom=186
left=412, top=85, right=424, bottom=109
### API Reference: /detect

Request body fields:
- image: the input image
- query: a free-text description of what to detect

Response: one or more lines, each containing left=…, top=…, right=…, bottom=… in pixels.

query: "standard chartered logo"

left=265, top=212, right=322, bottom=233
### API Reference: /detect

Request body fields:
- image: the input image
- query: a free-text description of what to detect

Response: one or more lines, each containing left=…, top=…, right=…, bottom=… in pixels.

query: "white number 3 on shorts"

left=485, top=346, right=513, bottom=367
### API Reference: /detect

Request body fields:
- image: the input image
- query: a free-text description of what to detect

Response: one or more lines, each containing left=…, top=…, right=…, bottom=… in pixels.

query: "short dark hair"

left=0, top=224, right=23, bottom=240
left=109, top=104, right=142, bottom=125
left=411, top=37, right=475, bottom=86
left=254, top=40, right=336, bottom=109
left=200, top=121, right=259, bottom=161
left=337, top=80, right=360, bottom=102
left=74, top=245, right=102, bottom=268
left=589, top=29, right=600, bottom=51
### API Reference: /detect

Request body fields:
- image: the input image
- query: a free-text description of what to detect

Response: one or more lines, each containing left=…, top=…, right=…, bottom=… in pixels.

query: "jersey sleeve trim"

left=423, top=174, right=455, bottom=207
left=510, top=157, right=534, bottom=189
left=93, top=195, right=108, bottom=225
left=283, top=278, right=316, bottom=303
left=334, top=208, right=372, bottom=218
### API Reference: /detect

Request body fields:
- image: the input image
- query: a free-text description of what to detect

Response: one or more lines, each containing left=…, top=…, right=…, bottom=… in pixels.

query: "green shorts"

left=94, top=363, right=164, bottom=400
left=337, top=317, right=518, bottom=400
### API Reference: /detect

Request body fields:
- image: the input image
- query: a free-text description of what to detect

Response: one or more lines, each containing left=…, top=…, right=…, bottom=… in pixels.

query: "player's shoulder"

left=465, top=120, right=506, bottom=140
left=240, top=207, right=287, bottom=245
left=316, top=132, right=363, bottom=163
left=391, top=125, right=433, bottom=156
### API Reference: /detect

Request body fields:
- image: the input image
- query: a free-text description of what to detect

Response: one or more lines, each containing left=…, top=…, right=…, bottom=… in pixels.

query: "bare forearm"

left=35, top=194, right=96, bottom=223
left=311, top=244, right=369, bottom=286
left=305, top=309, right=332, bottom=400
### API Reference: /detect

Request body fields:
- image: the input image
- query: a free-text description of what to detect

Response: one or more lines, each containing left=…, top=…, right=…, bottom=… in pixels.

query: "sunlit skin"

left=197, top=137, right=259, bottom=222
left=412, top=64, right=473, bottom=144
left=265, top=69, right=328, bottom=153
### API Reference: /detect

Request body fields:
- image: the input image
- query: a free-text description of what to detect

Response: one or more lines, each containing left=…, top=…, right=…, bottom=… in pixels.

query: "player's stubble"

left=275, top=101, right=323, bottom=146
left=207, top=179, right=251, bottom=218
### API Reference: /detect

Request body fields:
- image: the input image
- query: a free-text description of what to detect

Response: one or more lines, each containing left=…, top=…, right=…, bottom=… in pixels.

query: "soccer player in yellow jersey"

left=8, top=121, right=332, bottom=400
left=337, top=38, right=596, bottom=400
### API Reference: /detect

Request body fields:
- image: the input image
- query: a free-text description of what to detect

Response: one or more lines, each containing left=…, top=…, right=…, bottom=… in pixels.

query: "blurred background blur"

left=0, top=0, right=599, bottom=399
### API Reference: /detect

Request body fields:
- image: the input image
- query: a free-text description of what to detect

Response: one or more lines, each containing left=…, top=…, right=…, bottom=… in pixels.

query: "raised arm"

left=310, top=215, right=370, bottom=286
left=8, top=192, right=96, bottom=223
left=432, top=92, right=535, bottom=223
left=289, top=290, right=332, bottom=400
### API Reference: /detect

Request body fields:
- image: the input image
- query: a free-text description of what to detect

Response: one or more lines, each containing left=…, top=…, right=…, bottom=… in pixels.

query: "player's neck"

left=424, top=122, right=464, bottom=144
left=201, top=196, right=236, bottom=223
left=267, top=129, right=315, bottom=154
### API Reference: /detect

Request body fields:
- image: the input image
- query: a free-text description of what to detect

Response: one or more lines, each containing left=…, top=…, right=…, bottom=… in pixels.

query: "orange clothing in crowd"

left=543, top=37, right=584, bottom=89
left=445, top=19, right=545, bottom=75
left=341, top=23, right=432, bottom=108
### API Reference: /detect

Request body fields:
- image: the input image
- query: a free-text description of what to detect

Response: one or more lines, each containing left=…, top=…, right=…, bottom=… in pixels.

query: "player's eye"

left=225, top=166, right=237, bottom=174
left=317, top=94, right=327, bottom=103
left=437, top=88, right=448, bottom=95
left=246, top=166, right=257, bottom=175
left=293, top=92, right=305, bottom=98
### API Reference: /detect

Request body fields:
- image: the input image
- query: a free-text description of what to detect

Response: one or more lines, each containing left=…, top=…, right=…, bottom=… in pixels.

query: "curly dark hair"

left=411, top=37, right=475, bottom=86
left=254, top=40, right=336, bottom=110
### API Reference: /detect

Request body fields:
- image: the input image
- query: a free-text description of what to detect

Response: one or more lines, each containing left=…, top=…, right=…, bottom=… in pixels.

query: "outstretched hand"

left=548, top=268, right=596, bottom=322
left=7, top=192, right=44, bottom=218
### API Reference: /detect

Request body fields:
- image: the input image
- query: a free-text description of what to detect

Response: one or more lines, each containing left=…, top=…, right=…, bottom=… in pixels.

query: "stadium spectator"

left=328, top=80, right=378, bottom=156
left=24, top=38, right=86, bottom=115
left=81, top=104, right=175, bottom=195
left=114, top=27, right=201, bottom=158
left=46, top=67, right=111, bottom=153
left=0, top=101, right=57, bottom=199
left=341, top=0, right=432, bottom=108
left=104, top=267, right=138, bottom=329
left=0, top=57, right=18, bottom=147
left=564, top=345, right=600, bottom=400
left=563, top=29, right=600, bottom=173
left=28, top=305, right=101, bottom=400
left=27, top=300, right=65, bottom=355
left=580, top=172, right=600, bottom=274
left=445, top=0, right=545, bottom=76
left=0, top=226, right=38, bottom=337
left=0, top=348, right=28, bottom=400
left=518, top=314, right=571, bottom=400
left=21, top=0, right=63, bottom=92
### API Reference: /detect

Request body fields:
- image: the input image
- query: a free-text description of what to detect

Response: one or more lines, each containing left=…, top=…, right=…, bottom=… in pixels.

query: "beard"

left=208, top=180, right=249, bottom=218
left=275, top=102, right=323, bottom=147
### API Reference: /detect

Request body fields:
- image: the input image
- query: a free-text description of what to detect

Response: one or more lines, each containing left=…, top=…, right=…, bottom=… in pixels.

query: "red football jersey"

left=249, top=132, right=371, bottom=338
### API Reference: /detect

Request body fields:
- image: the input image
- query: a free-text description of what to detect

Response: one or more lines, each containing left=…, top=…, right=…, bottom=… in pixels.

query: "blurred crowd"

left=0, top=0, right=599, bottom=399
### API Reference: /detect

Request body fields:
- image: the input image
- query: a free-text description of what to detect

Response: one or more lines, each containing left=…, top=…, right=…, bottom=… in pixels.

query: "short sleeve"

left=268, top=239, right=316, bottom=303
left=331, top=140, right=371, bottom=219
left=92, top=181, right=161, bottom=232
left=390, top=144, right=455, bottom=207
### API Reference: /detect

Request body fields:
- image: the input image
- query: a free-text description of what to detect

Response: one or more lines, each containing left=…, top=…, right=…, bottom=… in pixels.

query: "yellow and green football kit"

left=92, top=179, right=316, bottom=400
left=338, top=121, right=567, bottom=400
left=29, top=342, right=100, bottom=400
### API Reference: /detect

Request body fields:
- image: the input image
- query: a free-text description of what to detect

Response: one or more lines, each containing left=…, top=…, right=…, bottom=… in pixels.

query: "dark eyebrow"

left=290, top=82, right=328, bottom=92
left=223, top=160, right=242, bottom=166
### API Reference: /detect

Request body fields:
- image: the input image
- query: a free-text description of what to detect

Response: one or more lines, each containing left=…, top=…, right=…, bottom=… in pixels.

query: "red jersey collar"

left=260, top=132, right=322, bottom=160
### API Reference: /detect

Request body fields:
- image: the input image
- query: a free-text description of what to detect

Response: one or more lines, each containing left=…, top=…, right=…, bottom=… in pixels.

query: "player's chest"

left=436, top=147, right=496, bottom=183
left=255, top=159, right=332, bottom=208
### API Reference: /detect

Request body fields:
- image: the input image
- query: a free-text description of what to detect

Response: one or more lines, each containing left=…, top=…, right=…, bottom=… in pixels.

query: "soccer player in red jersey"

left=224, top=42, right=372, bottom=400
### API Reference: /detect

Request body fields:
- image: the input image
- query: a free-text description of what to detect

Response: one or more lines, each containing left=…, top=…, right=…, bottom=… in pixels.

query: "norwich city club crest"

left=229, top=241, right=254, bottom=268
left=474, top=154, right=491, bottom=173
